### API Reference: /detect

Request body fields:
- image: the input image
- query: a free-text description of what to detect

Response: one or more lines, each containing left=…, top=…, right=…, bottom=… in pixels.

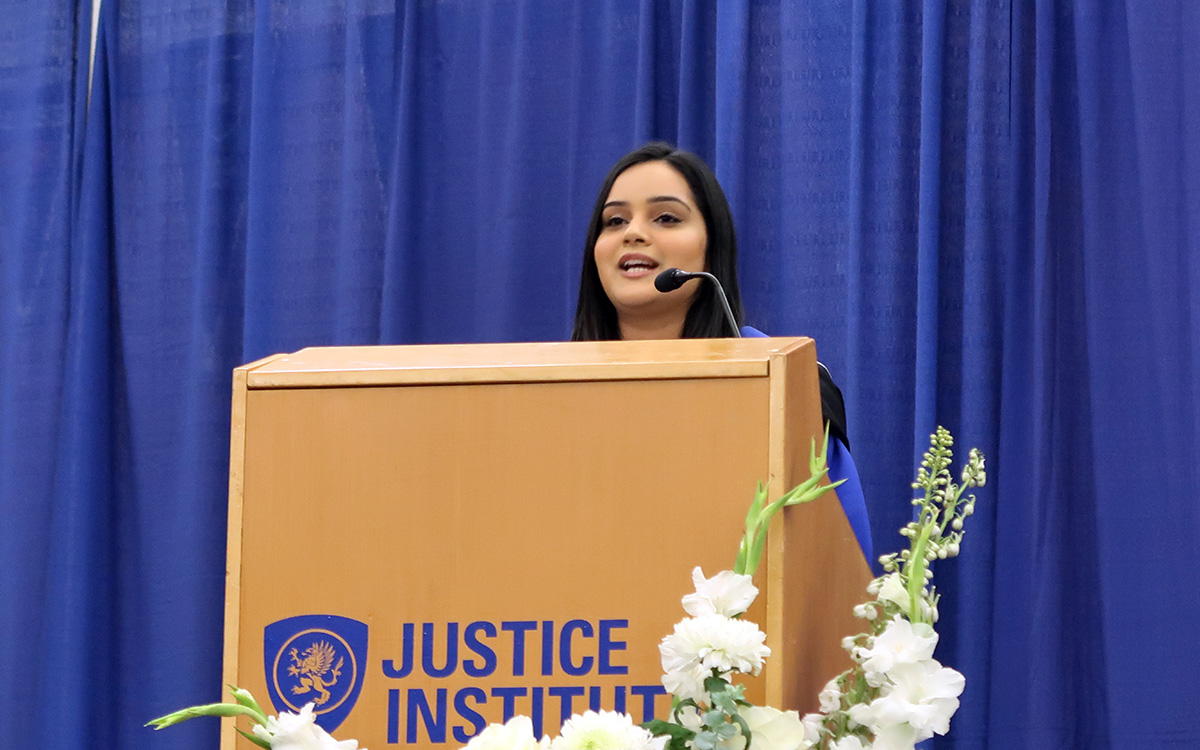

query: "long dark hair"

left=572, top=143, right=745, bottom=340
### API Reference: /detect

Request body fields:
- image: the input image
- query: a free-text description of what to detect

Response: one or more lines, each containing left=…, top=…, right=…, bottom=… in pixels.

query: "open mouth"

left=619, top=253, right=660, bottom=275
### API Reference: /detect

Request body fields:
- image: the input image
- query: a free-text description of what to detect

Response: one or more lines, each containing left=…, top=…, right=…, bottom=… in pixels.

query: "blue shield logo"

left=264, top=614, right=368, bottom=732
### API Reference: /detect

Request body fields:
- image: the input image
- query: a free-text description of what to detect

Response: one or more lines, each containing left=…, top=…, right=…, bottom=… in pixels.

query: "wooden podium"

left=222, top=338, right=870, bottom=750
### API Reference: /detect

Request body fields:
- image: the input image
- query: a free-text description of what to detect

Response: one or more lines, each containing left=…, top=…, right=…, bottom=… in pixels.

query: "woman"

left=572, top=142, right=873, bottom=563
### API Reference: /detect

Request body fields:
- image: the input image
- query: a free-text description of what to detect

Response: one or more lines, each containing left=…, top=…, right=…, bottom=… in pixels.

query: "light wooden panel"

left=245, top=339, right=782, bottom=388
left=222, top=339, right=871, bottom=750
left=233, top=376, right=769, bottom=749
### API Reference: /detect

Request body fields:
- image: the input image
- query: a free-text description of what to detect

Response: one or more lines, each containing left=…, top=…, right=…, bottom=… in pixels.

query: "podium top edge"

left=241, top=337, right=813, bottom=388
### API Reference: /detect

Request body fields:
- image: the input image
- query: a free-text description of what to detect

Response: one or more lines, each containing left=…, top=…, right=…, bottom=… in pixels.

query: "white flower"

left=817, top=679, right=842, bottom=714
left=672, top=706, right=703, bottom=733
left=829, top=735, right=866, bottom=750
left=682, top=567, right=759, bottom=618
left=661, top=662, right=710, bottom=703
left=252, top=704, right=362, bottom=750
left=876, top=573, right=911, bottom=612
left=868, top=723, right=919, bottom=750
left=863, top=668, right=890, bottom=689
left=742, top=705, right=813, bottom=750
left=845, top=702, right=874, bottom=730
left=861, top=660, right=964, bottom=741
left=920, top=595, right=939, bottom=623
left=860, top=617, right=938, bottom=678
left=464, top=716, right=549, bottom=750
left=659, top=614, right=771, bottom=692
left=551, top=711, right=665, bottom=750
left=852, top=603, right=878, bottom=621
left=799, top=714, right=823, bottom=746
left=715, top=706, right=812, bottom=750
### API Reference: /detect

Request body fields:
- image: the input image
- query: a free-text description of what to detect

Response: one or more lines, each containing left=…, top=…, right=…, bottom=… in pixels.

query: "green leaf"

left=729, top=710, right=753, bottom=750
left=703, top=675, right=732, bottom=695
left=693, top=731, right=718, bottom=750
left=744, top=481, right=767, bottom=537
left=671, top=698, right=701, bottom=724
left=701, top=709, right=726, bottom=729
left=642, top=718, right=695, bottom=746
left=734, top=541, right=749, bottom=577
left=236, top=727, right=273, bottom=749
left=713, top=722, right=739, bottom=740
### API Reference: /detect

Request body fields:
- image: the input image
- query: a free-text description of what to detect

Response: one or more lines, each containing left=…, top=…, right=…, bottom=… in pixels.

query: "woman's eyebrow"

left=603, top=196, right=691, bottom=209
left=646, top=196, right=690, bottom=208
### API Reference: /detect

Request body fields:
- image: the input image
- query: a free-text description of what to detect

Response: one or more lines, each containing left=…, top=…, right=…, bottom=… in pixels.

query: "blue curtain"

left=1, top=1, right=1196, bottom=748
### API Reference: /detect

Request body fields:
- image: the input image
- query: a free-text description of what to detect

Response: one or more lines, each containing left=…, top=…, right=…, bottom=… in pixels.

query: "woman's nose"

left=623, top=216, right=648, bottom=244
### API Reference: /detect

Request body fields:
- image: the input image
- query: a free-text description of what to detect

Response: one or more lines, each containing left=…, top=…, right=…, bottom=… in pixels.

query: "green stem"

left=907, top=523, right=931, bottom=622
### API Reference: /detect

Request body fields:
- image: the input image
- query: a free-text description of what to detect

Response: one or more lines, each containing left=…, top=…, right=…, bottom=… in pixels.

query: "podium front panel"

left=223, top=340, right=869, bottom=750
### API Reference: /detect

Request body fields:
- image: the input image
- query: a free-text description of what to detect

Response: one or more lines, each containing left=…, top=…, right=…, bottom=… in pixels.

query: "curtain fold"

left=2, top=1, right=1197, bottom=748
left=0, top=0, right=93, bottom=746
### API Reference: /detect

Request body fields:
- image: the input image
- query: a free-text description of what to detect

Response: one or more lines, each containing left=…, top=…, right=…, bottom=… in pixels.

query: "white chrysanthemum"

left=862, top=660, right=964, bottom=741
left=682, top=567, right=759, bottom=618
left=860, top=617, right=938, bottom=678
left=659, top=614, right=770, bottom=680
left=252, top=703, right=362, bottom=750
left=463, top=716, right=549, bottom=750
left=551, top=710, right=666, bottom=750
left=661, top=662, right=710, bottom=703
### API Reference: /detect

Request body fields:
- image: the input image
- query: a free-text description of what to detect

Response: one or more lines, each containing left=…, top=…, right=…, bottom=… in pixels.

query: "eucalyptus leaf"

left=730, top=710, right=753, bottom=750
left=693, top=730, right=718, bottom=750
left=714, top=722, right=739, bottom=740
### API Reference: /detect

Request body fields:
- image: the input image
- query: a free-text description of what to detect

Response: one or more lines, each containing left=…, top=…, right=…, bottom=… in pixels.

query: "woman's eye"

left=602, top=215, right=626, bottom=228
left=655, top=213, right=682, bottom=225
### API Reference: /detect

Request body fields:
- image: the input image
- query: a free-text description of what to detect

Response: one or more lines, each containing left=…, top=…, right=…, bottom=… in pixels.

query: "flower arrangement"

left=149, top=427, right=984, bottom=750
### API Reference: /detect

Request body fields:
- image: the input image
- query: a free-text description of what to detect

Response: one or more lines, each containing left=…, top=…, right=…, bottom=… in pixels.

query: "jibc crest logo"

left=264, top=614, right=368, bottom=732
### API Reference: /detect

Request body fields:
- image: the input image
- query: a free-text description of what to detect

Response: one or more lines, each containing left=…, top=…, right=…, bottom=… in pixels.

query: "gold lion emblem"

left=287, top=640, right=345, bottom=706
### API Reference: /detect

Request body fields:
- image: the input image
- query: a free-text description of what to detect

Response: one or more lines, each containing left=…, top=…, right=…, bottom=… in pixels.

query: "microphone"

left=653, top=268, right=742, bottom=338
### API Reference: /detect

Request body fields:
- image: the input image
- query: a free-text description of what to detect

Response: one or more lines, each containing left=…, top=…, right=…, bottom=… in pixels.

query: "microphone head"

left=654, top=268, right=689, bottom=292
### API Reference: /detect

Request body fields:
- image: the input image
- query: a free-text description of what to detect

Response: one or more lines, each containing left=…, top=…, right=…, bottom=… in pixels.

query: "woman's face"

left=593, top=160, right=708, bottom=326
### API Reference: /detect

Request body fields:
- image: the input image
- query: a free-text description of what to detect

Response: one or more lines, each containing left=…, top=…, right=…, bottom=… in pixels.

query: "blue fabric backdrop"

left=1, top=1, right=1197, bottom=748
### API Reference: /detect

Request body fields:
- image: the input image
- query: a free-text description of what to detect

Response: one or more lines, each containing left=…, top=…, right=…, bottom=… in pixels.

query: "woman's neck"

left=617, top=310, right=687, bottom=340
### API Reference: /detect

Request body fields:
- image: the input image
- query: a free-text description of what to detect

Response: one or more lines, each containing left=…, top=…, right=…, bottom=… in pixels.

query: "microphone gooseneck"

left=652, top=268, right=741, bottom=338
